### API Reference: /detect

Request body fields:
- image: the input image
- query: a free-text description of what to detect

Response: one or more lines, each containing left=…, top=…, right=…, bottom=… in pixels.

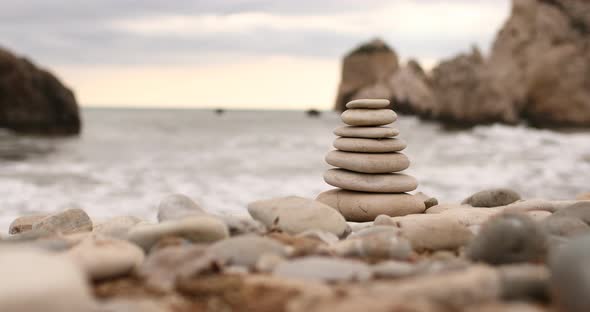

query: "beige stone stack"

left=317, top=99, right=426, bottom=222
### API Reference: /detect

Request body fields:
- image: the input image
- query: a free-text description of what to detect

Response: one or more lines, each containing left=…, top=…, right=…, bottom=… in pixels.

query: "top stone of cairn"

left=346, top=99, right=390, bottom=109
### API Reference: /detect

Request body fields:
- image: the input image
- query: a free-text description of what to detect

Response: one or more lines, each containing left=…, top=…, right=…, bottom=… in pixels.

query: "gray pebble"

left=498, top=264, right=549, bottom=302
left=32, top=208, right=92, bottom=235
left=549, top=234, right=590, bottom=312
left=462, top=188, right=521, bottom=207
left=467, top=213, right=547, bottom=265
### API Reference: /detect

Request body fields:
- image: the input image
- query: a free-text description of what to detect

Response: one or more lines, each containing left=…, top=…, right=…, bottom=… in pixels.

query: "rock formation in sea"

left=334, top=0, right=590, bottom=128
left=0, top=47, right=81, bottom=135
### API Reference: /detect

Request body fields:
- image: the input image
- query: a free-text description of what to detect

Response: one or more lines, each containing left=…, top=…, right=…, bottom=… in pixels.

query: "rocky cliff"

left=0, top=47, right=81, bottom=135
left=335, top=0, right=590, bottom=127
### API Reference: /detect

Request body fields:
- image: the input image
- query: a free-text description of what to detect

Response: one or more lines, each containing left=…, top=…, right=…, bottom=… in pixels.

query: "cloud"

left=0, top=0, right=511, bottom=107
left=1, top=0, right=509, bottom=67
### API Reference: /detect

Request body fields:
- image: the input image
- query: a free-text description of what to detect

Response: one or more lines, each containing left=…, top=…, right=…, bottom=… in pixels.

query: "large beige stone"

left=345, top=98, right=390, bottom=109
left=323, top=169, right=417, bottom=193
left=333, top=137, right=406, bottom=153
left=316, top=189, right=425, bottom=222
left=333, top=126, right=399, bottom=138
left=0, top=247, right=94, bottom=311
left=325, top=150, right=409, bottom=174
left=247, top=196, right=349, bottom=237
left=341, top=109, right=397, bottom=126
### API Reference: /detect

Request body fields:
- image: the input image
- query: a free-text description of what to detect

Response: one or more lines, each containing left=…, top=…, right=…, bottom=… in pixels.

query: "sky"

left=0, top=0, right=511, bottom=109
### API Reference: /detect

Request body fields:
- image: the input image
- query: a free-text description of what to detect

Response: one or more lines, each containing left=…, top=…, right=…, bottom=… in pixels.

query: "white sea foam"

left=0, top=109, right=589, bottom=231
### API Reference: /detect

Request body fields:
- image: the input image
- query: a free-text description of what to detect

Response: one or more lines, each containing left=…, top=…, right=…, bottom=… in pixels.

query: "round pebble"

left=157, top=194, right=205, bottom=222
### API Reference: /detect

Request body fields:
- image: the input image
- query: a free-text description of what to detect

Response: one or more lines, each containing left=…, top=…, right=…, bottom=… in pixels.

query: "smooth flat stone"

left=127, top=216, right=229, bottom=251
left=341, top=109, right=397, bottom=126
left=346, top=99, right=390, bottom=109
left=273, top=256, right=372, bottom=282
left=324, top=169, right=417, bottom=193
left=334, top=137, right=406, bottom=153
left=66, top=235, right=145, bottom=280
left=334, top=126, right=399, bottom=138
left=325, top=150, right=410, bottom=173
left=316, top=189, right=426, bottom=222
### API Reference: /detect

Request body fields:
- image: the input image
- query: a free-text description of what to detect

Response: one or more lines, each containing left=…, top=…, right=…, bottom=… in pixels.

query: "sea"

left=1, top=108, right=589, bottom=231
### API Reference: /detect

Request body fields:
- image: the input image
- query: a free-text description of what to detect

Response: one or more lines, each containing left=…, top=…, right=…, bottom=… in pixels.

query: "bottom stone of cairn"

left=316, top=189, right=426, bottom=222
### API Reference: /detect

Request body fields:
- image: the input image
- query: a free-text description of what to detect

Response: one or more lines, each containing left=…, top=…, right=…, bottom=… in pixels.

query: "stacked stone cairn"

left=317, top=99, right=426, bottom=222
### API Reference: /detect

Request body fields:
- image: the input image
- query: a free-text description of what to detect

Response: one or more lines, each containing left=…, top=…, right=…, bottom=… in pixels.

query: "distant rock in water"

left=334, top=39, right=399, bottom=112
left=306, top=109, right=321, bottom=118
left=0, top=47, right=81, bottom=135
left=335, top=0, right=590, bottom=128
left=214, top=108, right=225, bottom=115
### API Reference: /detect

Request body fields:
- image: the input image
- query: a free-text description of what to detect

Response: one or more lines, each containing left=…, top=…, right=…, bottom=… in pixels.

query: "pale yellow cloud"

left=58, top=56, right=340, bottom=109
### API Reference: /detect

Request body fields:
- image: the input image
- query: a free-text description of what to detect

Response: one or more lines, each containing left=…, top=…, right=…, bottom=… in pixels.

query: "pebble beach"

left=2, top=101, right=590, bottom=312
